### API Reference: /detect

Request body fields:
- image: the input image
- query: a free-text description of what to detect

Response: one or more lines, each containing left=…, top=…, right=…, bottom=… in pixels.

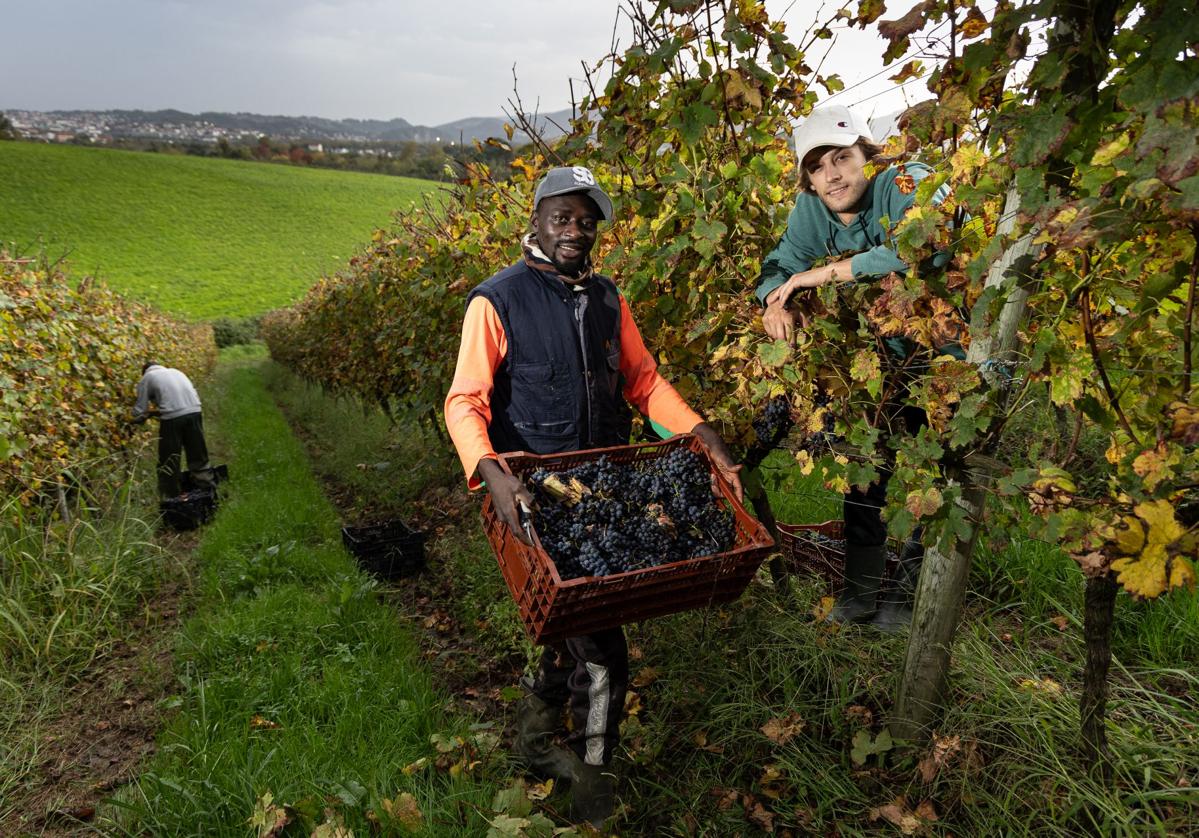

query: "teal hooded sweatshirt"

left=753, top=161, right=962, bottom=359
left=754, top=161, right=939, bottom=306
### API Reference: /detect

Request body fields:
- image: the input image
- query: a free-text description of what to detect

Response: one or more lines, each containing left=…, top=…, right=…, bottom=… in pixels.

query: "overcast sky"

left=3, top=1, right=936, bottom=127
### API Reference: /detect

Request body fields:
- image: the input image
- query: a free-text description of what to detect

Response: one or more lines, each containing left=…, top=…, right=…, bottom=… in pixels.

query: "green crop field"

left=0, top=142, right=438, bottom=318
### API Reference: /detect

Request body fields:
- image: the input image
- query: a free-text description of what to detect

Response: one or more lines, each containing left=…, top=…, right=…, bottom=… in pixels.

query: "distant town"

left=3, top=107, right=572, bottom=150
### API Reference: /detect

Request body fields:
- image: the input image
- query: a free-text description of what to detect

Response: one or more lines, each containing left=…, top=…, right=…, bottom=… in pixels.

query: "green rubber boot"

left=513, top=694, right=577, bottom=781
left=828, top=543, right=887, bottom=624
left=569, top=761, right=616, bottom=828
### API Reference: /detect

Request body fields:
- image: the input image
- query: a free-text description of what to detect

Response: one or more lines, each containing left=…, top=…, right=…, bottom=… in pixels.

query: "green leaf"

left=758, top=340, right=790, bottom=368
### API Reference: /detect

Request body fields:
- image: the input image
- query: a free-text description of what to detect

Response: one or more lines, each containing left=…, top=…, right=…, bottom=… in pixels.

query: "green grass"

left=260, top=372, right=1199, bottom=835
left=109, top=347, right=505, bottom=835
left=0, top=440, right=184, bottom=827
left=0, top=142, right=437, bottom=318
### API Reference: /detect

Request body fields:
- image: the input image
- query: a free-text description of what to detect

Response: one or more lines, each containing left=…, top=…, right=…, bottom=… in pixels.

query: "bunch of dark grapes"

left=526, top=450, right=736, bottom=580
left=745, top=395, right=794, bottom=469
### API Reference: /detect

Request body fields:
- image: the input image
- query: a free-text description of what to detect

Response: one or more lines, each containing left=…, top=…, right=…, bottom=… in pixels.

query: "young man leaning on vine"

left=444, top=165, right=743, bottom=828
left=754, top=104, right=949, bottom=632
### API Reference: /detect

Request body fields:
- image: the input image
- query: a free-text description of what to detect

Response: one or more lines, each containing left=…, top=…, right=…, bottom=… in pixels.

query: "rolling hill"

left=0, top=141, right=439, bottom=318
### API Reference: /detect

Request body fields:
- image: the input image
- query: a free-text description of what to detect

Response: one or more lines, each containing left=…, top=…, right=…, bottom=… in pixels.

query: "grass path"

left=108, top=347, right=504, bottom=835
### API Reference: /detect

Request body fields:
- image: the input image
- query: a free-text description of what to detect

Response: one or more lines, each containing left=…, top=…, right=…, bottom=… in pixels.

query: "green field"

left=0, top=142, right=437, bottom=318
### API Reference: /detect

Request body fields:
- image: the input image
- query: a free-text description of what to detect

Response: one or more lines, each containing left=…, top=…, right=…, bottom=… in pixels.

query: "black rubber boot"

left=513, top=694, right=578, bottom=781
left=569, top=761, right=616, bottom=828
left=871, top=536, right=923, bottom=633
left=828, top=543, right=888, bottom=624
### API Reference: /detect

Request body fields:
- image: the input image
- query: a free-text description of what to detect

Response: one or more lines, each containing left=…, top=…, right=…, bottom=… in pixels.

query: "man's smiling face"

left=804, top=144, right=870, bottom=220
left=531, top=193, right=600, bottom=279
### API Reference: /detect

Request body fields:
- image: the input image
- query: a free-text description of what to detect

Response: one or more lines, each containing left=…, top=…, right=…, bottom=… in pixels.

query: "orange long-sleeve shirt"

left=444, top=294, right=704, bottom=489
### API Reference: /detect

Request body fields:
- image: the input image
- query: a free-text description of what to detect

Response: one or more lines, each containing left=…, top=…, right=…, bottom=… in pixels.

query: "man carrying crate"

left=444, top=165, right=743, bottom=827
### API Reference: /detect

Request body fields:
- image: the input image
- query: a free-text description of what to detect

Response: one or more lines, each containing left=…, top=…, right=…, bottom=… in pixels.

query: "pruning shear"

left=518, top=500, right=535, bottom=543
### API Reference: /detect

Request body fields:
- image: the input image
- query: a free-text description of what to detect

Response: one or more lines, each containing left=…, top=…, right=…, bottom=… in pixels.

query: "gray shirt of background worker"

left=131, top=363, right=212, bottom=497
left=132, top=364, right=203, bottom=422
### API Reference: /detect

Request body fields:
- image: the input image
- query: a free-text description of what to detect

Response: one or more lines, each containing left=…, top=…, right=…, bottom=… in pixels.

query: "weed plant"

left=0, top=449, right=180, bottom=824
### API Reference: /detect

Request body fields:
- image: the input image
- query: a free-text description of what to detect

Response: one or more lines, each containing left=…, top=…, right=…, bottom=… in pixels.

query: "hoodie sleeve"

left=132, top=374, right=152, bottom=420
left=753, top=199, right=823, bottom=306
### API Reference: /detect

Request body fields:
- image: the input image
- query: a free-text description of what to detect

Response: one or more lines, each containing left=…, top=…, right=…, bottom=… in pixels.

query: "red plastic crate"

left=776, top=520, right=845, bottom=587
left=481, top=434, right=775, bottom=644
left=776, top=520, right=900, bottom=590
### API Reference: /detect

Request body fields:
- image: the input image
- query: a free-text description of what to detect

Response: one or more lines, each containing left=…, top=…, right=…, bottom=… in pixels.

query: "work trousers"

left=530, top=627, right=628, bottom=767
left=158, top=412, right=212, bottom=498
left=843, top=404, right=928, bottom=549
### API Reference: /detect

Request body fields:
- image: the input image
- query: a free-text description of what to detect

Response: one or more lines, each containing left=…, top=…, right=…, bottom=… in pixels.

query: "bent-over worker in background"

left=131, top=362, right=214, bottom=499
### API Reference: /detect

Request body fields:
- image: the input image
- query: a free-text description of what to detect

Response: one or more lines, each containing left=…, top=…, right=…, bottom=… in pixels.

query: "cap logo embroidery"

left=571, top=166, right=596, bottom=186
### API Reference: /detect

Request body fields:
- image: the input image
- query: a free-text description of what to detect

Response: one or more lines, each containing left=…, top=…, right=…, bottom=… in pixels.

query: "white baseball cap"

left=793, top=105, right=875, bottom=165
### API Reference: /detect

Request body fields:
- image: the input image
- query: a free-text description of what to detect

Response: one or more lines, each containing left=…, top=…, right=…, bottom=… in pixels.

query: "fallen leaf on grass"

left=624, top=689, right=642, bottom=717
left=760, top=712, right=806, bottom=745
left=381, top=792, right=423, bottom=832
left=811, top=595, right=835, bottom=622
left=401, top=757, right=428, bottom=775
left=869, top=796, right=922, bottom=835
left=632, top=666, right=660, bottom=687
left=1050, top=614, right=1070, bottom=631
left=250, top=715, right=281, bottom=730
left=248, top=791, right=290, bottom=838
left=526, top=779, right=554, bottom=801
left=917, top=733, right=962, bottom=783
left=845, top=704, right=873, bottom=727
left=710, top=787, right=740, bottom=811
left=692, top=729, right=725, bottom=753
left=743, top=792, right=775, bottom=833
left=1019, top=676, right=1064, bottom=698
left=758, top=764, right=786, bottom=799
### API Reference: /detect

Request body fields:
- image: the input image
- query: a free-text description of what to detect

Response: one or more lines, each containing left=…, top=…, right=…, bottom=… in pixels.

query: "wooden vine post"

left=891, top=186, right=1037, bottom=740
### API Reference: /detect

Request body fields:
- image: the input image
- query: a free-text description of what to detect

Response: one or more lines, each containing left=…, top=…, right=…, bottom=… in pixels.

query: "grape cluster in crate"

left=527, top=448, right=735, bottom=580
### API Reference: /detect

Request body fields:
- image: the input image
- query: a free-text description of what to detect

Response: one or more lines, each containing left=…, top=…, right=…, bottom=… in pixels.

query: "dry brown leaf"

left=917, top=733, right=962, bottom=784
left=632, top=666, right=660, bottom=687
left=915, top=799, right=939, bottom=822
left=869, top=797, right=921, bottom=835
left=383, top=792, right=423, bottom=832
left=1050, top=614, right=1070, bottom=631
left=710, top=787, right=739, bottom=811
left=250, top=715, right=281, bottom=730
left=743, top=793, right=775, bottom=833
left=760, top=711, right=806, bottom=745
left=845, top=705, right=874, bottom=727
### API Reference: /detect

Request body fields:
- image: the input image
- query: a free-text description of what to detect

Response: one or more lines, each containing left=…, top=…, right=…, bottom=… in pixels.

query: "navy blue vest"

left=468, top=260, right=632, bottom=455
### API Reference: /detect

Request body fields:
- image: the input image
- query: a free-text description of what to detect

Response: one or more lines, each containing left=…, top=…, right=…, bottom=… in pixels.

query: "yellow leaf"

left=384, top=792, right=423, bottom=832
left=1132, top=444, right=1179, bottom=492
left=795, top=449, right=814, bottom=475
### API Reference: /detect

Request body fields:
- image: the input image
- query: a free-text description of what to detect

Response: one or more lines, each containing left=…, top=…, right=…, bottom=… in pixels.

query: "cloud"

left=1, top=1, right=916, bottom=125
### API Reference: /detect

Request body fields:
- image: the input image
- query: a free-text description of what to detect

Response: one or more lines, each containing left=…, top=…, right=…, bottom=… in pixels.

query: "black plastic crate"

left=160, top=486, right=218, bottom=531
left=341, top=520, right=427, bottom=580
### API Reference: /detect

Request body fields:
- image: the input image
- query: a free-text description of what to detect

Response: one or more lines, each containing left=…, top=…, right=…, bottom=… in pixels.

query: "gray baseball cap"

left=533, top=166, right=613, bottom=221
